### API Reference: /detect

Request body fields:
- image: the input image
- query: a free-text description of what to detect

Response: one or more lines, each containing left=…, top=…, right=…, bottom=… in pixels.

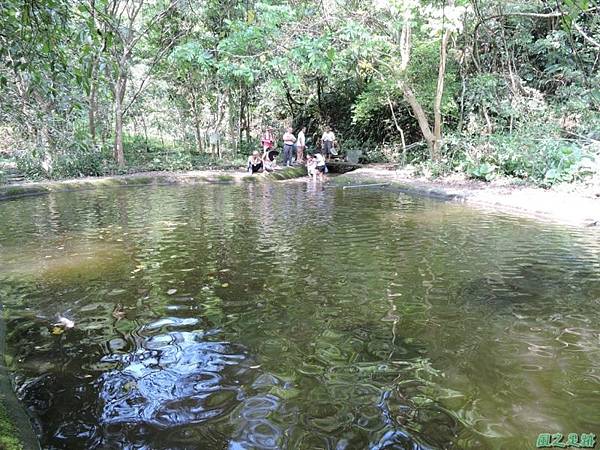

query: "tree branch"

left=126, top=0, right=178, bottom=55
left=122, top=30, right=185, bottom=116
left=572, top=21, right=600, bottom=48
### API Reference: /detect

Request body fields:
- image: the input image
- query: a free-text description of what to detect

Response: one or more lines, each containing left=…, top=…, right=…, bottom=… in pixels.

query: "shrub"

left=439, top=124, right=596, bottom=187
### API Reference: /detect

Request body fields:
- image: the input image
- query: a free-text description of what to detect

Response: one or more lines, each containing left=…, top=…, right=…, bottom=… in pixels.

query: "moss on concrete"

left=266, top=166, right=307, bottom=180
left=0, top=185, right=50, bottom=199
left=0, top=306, right=39, bottom=450
left=0, top=402, right=23, bottom=450
left=127, top=177, right=156, bottom=185
left=214, top=174, right=235, bottom=182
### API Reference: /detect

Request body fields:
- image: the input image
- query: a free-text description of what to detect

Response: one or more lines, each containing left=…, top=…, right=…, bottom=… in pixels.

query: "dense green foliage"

left=0, top=0, right=598, bottom=185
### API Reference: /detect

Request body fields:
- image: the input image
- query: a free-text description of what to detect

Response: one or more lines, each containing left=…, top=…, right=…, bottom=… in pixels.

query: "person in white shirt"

left=296, top=127, right=306, bottom=163
left=306, top=154, right=317, bottom=180
left=321, top=126, right=336, bottom=160
left=282, top=127, right=296, bottom=167
left=314, top=152, right=327, bottom=181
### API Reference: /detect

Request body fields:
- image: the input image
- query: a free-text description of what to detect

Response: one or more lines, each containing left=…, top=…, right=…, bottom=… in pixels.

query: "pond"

left=1, top=182, right=600, bottom=449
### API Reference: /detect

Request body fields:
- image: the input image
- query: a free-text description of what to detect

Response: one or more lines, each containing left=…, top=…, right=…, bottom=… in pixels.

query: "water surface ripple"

left=1, top=182, right=600, bottom=449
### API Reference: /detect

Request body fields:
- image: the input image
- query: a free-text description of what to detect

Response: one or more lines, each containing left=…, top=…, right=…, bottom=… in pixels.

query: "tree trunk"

left=238, top=83, right=244, bottom=149
left=399, top=14, right=411, bottom=71
left=316, top=77, right=323, bottom=118
left=387, top=96, right=406, bottom=164
left=245, top=90, right=251, bottom=143
left=401, top=83, right=436, bottom=156
left=432, top=29, right=451, bottom=161
left=88, top=0, right=98, bottom=146
left=39, top=122, right=53, bottom=174
left=113, top=75, right=126, bottom=166
left=194, top=119, right=203, bottom=153
left=89, top=84, right=97, bottom=145
left=191, top=90, right=203, bottom=153
left=229, top=91, right=237, bottom=155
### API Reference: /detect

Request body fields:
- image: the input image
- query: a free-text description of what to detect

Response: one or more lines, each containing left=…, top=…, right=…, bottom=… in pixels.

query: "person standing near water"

left=315, top=152, right=327, bottom=181
left=261, top=127, right=275, bottom=152
left=282, top=127, right=296, bottom=167
left=321, top=126, right=336, bottom=160
left=296, top=127, right=306, bottom=164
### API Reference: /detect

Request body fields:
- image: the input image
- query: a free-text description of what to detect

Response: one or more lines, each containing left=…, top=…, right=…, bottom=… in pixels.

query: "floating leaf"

left=221, top=283, right=229, bottom=288
left=51, top=326, right=65, bottom=335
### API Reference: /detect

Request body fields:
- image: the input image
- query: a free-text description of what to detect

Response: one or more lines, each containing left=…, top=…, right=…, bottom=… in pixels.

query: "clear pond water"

left=1, top=182, right=600, bottom=449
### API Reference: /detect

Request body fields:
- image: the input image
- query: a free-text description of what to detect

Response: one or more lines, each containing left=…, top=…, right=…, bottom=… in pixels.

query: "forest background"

left=0, top=0, right=599, bottom=187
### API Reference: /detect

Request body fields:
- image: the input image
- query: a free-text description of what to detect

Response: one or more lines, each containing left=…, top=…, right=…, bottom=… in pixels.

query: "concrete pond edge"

left=332, top=169, right=600, bottom=229
left=0, top=304, right=41, bottom=450
left=2, top=165, right=599, bottom=227
left=0, top=167, right=309, bottom=202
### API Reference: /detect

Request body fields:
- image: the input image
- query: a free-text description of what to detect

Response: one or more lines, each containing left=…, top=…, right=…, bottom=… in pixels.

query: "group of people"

left=247, top=125, right=337, bottom=181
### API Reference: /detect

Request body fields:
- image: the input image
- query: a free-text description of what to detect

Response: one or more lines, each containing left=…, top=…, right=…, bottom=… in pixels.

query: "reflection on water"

left=99, top=330, right=247, bottom=427
left=1, top=183, right=600, bottom=449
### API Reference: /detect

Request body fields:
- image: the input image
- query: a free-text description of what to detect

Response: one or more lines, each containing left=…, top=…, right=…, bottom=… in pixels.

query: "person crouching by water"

left=282, top=127, right=296, bottom=167
left=247, top=151, right=263, bottom=174
left=262, top=148, right=278, bottom=172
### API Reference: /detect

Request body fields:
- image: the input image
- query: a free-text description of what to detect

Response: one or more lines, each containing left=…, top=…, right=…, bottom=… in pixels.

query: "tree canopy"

left=1, top=0, right=598, bottom=185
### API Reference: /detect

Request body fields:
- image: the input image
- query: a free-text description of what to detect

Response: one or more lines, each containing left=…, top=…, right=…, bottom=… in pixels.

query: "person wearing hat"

left=247, top=151, right=264, bottom=174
